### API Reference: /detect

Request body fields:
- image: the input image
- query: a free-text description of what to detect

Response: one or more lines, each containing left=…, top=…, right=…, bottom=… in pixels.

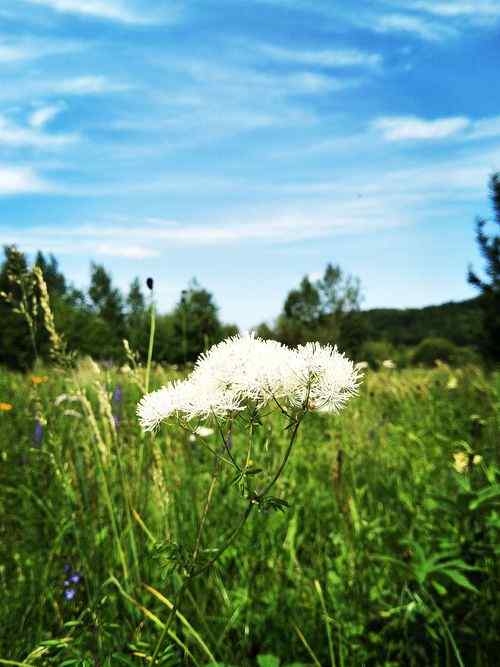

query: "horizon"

left=1, top=0, right=499, bottom=327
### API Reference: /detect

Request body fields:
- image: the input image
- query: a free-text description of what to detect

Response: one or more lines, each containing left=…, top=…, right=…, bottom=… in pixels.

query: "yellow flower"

left=31, top=375, right=49, bottom=385
left=446, top=376, right=458, bottom=390
left=452, top=452, right=469, bottom=474
left=0, top=402, right=13, bottom=411
left=472, top=454, right=483, bottom=466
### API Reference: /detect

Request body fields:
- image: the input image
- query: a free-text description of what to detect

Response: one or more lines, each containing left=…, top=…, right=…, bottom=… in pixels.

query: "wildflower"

left=33, top=419, right=44, bottom=446
left=194, top=426, right=214, bottom=438
left=62, top=565, right=83, bottom=601
left=0, top=402, right=13, bottom=411
left=189, top=426, right=215, bottom=441
left=473, top=454, right=483, bottom=465
left=112, top=384, right=123, bottom=429
left=453, top=452, right=469, bottom=473
left=137, top=334, right=361, bottom=430
left=382, top=360, right=396, bottom=369
left=31, top=375, right=48, bottom=385
left=288, top=343, right=362, bottom=413
left=64, top=588, right=76, bottom=601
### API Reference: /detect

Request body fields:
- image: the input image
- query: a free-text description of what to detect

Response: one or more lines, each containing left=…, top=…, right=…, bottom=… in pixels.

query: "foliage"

left=357, top=298, right=484, bottom=349
left=468, top=172, right=500, bottom=362
left=0, top=247, right=237, bottom=370
left=412, top=337, right=480, bottom=367
left=271, top=263, right=365, bottom=355
left=359, top=339, right=397, bottom=368
left=0, top=358, right=499, bottom=665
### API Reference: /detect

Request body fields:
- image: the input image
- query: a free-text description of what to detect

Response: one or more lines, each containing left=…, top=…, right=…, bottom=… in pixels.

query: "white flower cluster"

left=137, top=333, right=362, bottom=431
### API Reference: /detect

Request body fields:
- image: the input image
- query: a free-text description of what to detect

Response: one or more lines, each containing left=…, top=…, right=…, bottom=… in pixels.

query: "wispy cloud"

left=373, top=114, right=500, bottom=143
left=0, top=114, right=78, bottom=148
left=0, top=165, right=51, bottom=195
left=256, top=43, right=382, bottom=69
left=29, top=103, right=65, bottom=128
left=52, top=75, right=129, bottom=95
left=0, top=37, right=82, bottom=63
left=177, top=60, right=360, bottom=98
left=468, top=116, right=500, bottom=140
left=372, top=13, right=457, bottom=41
left=408, top=1, right=500, bottom=19
left=373, top=115, right=470, bottom=141
left=18, top=0, right=179, bottom=25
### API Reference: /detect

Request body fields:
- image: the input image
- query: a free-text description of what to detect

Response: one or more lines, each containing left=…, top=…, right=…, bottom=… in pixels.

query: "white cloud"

left=0, top=165, right=50, bottom=195
left=0, top=37, right=81, bottom=63
left=18, top=0, right=177, bottom=25
left=409, top=1, right=500, bottom=19
left=468, top=116, right=500, bottom=140
left=373, top=13, right=457, bottom=41
left=53, top=75, right=129, bottom=95
left=0, top=75, right=130, bottom=103
left=373, top=115, right=470, bottom=141
left=94, top=243, right=160, bottom=259
left=0, top=114, right=78, bottom=148
left=29, top=103, right=65, bottom=128
left=256, top=44, right=382, bottom=68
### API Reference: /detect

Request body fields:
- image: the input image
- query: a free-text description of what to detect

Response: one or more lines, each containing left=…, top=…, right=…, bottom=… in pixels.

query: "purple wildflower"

left=112, top=384, right=123, bottom=404
left=33, top=419, right=43, bottom=447
left=64, top=588, right=76, bottom=601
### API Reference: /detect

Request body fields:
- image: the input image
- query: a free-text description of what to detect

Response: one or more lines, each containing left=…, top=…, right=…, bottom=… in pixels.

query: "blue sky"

left=1, top=0, right=499, bottom=327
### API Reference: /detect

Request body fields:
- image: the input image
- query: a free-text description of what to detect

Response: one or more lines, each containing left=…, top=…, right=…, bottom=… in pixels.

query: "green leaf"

left=469, top=485, right=500, bottom=510
left=257, top=655, right=281, bottom=667
left=441, top=569, right=479, bottom=594
left=432, top=580, right=448, bottom=596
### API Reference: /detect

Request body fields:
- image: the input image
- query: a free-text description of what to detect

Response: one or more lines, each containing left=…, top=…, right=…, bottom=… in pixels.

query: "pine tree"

left=468, top=173, right=500, bottom=362
left=88, top=263, right=126, bottom=359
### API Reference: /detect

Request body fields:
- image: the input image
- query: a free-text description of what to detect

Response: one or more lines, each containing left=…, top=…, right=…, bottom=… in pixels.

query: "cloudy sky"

left=1, top=0, right=499, bottom=327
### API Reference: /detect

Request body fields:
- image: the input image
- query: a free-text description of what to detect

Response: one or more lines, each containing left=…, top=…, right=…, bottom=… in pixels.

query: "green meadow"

left=1, top=360, right=499, bottom=666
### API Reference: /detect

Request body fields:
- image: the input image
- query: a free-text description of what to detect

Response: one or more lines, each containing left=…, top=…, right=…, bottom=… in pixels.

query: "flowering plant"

left=137, top=333, right=362, bottom=663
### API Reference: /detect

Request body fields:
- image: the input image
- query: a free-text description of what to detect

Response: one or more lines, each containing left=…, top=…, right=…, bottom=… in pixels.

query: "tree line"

left=1, top=173, right=498, bottom=370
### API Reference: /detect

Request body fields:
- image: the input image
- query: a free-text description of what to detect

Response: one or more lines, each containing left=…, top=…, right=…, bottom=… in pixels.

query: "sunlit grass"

left=0, top=361, right=499, bottom=665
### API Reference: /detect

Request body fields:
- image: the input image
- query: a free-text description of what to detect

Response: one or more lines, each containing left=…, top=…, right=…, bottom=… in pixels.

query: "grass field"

left=1, top=359, right=499, bottom=666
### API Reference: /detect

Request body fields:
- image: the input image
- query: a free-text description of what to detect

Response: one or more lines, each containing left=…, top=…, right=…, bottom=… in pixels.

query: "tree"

left=468, top=173, right=500, bottom=362
left=276, top=263, right=363, bottom=353
left=126, top=277, right=149, bottom=357
left=34, top=251, right=66, bottom=297
left=171, top=279, right=231, bottom=363
left=87, top=263, right=126, bottom=359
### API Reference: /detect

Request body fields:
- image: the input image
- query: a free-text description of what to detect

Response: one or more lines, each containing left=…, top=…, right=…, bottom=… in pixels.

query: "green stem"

left=259, top=415, right=302, bottom=500
left=145, top=299, right=156, bottom=394
left=151, top=411, right=304, bottom=664
left=151, top=467, right=220, bottom=664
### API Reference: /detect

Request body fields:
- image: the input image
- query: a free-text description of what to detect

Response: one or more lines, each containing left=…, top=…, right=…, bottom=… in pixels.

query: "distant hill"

left=359, top=297, right=483, bottom=348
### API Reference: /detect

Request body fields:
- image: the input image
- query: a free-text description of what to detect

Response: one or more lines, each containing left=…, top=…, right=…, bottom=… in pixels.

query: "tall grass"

left=0, top=361, right=499, bottom=665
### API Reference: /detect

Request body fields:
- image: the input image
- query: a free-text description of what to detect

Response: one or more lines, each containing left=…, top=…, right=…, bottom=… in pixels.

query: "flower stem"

left=145, top=298, right=156, bottom=394
left=150, top=412, right=304, bottom=664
